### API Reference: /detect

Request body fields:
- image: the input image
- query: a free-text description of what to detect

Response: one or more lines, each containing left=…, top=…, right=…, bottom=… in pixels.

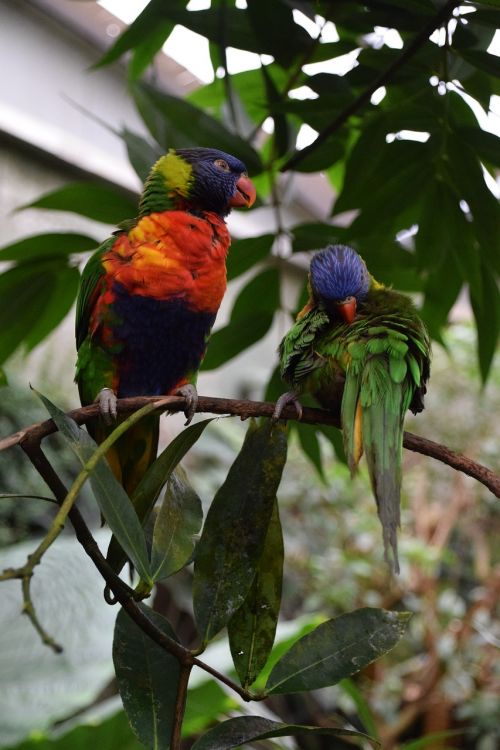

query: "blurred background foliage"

left=0, top=0, right=499, bottom=747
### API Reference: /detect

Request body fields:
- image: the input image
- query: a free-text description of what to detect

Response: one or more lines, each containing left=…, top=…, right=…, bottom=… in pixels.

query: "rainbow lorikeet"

left=274, top=245, right=431, bottom=572
left=75, top=147, right=256, bottom=497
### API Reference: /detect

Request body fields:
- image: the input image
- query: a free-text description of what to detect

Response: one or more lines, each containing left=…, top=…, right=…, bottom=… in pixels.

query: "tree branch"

left=1, top=395, right=497, bottom=496
left=280, top=0, right=461, bottom=172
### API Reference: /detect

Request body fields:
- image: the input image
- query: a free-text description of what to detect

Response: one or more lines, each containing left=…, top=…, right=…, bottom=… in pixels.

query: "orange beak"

left=229, top=174, right=256, bottom=208
left=336, top=296, right=357, bottom=324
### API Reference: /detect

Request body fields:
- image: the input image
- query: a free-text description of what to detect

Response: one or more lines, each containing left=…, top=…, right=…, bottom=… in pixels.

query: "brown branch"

left=2, top=395, right=498, bottom=497
left=280, top=0, right=461, bottom=172
left=170, top=663, right=192, bottom=750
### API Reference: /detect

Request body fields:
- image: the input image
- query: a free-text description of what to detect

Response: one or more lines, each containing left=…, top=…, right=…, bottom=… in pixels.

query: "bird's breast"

left=102, top=210, right=230, bottom=313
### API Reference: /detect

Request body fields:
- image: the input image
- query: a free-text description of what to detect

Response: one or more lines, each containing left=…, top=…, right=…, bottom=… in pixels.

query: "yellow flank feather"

left=353, top=400, right=364, bottom=468
left=156, top=150, right=193, bottom=198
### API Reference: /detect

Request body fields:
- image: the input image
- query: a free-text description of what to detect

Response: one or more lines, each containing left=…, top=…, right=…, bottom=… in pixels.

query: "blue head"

left=175, top=147, right=256, bottom=216
left=310, top=245, right=370, bottom=323
left=144, top=147, right=256, bottom=217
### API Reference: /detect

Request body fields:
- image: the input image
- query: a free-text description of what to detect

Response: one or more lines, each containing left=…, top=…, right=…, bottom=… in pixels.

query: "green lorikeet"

left=75, top=147, right=256, bottom=501
left=274, top=245, right=431, bottom=572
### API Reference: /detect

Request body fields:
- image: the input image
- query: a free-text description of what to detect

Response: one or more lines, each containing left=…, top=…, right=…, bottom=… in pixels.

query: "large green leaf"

left=150, top=466, right=203, bottom=582
left=38, top=394, right=151, bottom=584
left=190, top=716, right=378, bottom=750
left=132, top=82, right=262, bottom=174
left=0, top=263, right=57, bottom=364
left=231, top=268, right=280, bottom=320
left=193, top=420, right=288, bottom=644
left=226, top=234, right=274, bottom=281
left=444, top=135, right=500, bottom=274
left=113, top=605, right=180, bottom=750
left=470, top=261, right=500, bottom=384
left=266, top=608, right=411, bottom=694
left=0, top=233, right=96, bottom=261
left=24, top=266, right=80, bottom=352
left=95, top=0, right=182, bottom=69
left=456, top=126, right=500, bottom=169
left=201, top=311, right=274, bottom=371
left=119, top=128, right=163, bottom=183
left=458, top=49, right=500, bottom=78
left=228, top=500, right=284, bottom=689
left=246, top=0, right=312, bottom=68
left=107, top=418, right=214, bottom=575
left=20, top=184, right=137, bottom=225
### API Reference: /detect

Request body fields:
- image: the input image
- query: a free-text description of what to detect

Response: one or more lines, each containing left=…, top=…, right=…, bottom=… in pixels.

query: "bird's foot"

left=96, top=387, right=118, bottom=424
left=272, top=391, right=303, bottom=422
left=176, top=384, right=198, bottom=425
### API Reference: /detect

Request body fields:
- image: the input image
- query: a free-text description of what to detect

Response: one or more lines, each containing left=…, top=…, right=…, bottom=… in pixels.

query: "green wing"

left=279, top=305, right=330, bottom=389
left=75, top=237, right=115, bottom=349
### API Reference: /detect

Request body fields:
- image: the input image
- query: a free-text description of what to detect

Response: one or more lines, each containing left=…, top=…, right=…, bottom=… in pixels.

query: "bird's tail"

left=88, top=413, right=160, bottom=576
left=341, top=363, right=403, bottom=573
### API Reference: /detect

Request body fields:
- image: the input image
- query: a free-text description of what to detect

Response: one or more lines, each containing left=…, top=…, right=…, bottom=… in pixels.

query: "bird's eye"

left=214, top=158, right=230, bottom=172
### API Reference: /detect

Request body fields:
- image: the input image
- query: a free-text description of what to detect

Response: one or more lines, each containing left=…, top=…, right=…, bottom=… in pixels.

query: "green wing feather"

left=279, top=305, right=330, bottom=388
left=75, top=237, right=115, bottom=349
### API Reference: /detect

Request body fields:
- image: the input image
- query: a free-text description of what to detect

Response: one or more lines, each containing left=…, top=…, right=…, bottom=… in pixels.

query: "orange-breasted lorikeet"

left=75, top=148, right=256, bottom=498
left=274, top=245, right=431, bottom=572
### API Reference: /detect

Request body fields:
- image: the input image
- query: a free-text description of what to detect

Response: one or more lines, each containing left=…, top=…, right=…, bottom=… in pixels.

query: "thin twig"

left=280, top=0, right=461, bottom=172
left=1, top=395, right=498, bottom=496
left=170, top=663, right=193, bottom=750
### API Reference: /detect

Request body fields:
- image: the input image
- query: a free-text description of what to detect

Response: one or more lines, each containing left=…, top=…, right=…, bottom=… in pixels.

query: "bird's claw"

left=176, top=384, right=198, bottom=425
left=96, top=387, right=118, bottom=424
left=273, top=391, right=303, bottom=422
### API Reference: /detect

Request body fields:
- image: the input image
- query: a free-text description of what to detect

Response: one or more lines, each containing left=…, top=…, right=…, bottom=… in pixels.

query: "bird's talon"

left=273, top=392, right=303, bottom=422
left=176, top=384, right=198, bottom=425
left=96, top=387, right=118, bottom=424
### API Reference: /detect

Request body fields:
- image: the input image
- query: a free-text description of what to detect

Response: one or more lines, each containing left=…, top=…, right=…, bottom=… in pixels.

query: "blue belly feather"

left=112, top=283, right=216, bottom=398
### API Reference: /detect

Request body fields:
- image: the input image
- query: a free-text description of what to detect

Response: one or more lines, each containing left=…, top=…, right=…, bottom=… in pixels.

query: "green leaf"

left=201, top=311, right=274, bottom=371
left=95, top=0, right=182, bottom=69
left=0, top=233, right=97, bottom=261
left=339, top=678, right=380, bottom=739
left=190, top=716, right=379, bottom=750
left=19, top=183, right=137, bottom=225
left=227, top=234, right=274, bottom=281
left=0, top=367, right=7, bottom=387
left=113, top=605, right=180, bottom=750
left=128, top=20, right=174, bottom=80
left=458, top=49, right=500, bottom=78
left=293, top=133, right=347, bottom=173
left=132, top=82, right=262, bottom=175
left=295, top=423, right=325, bottom=480
left=24, top=266, right=80, bottom=352
left=228, top=500, right=284, bottom=688
left=456, top=126, right=500, bottom=169
left=150, top=466, right=203, bottom=581
left=120, top=128, right=163, bottom=183
left=260, top=65, right=291, bottom=158
left=38, top=393, right=151, bottom=584
left=183, top=681, right=239, bottom=737
left=231, top=268, right=280, bottom=320
left=470, top=261, right=500, bottom=383
left=246, top=0, right=312, bottom=67
left=193, top=420, right=288, bottom=644
left=107, top=418, right=214, bottom=575
left=266, top=608, right=411, bottom=694
left=444, top=134, right=500, bottom=273
left=0, top=263, right=57, bottom=364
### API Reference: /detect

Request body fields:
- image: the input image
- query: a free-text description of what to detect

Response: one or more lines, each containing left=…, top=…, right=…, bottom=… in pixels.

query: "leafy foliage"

left=1, top=1, right=500, bottom=747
